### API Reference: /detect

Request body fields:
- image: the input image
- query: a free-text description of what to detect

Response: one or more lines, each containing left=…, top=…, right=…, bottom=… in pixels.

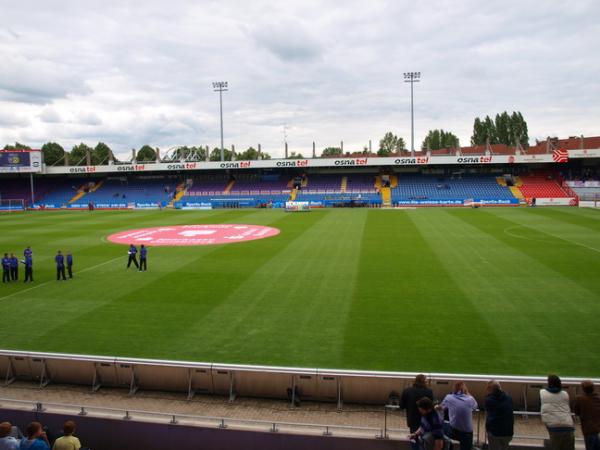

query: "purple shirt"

left=442, top=392, right=478, bottom=432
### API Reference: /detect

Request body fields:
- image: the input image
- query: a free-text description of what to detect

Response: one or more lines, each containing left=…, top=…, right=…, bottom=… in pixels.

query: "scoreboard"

left=0, top=150, right=42, bottom=173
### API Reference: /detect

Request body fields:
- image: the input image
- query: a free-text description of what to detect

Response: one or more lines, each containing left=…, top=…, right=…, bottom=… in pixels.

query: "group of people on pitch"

left=1, top=247, right=43, bottom=283
left=126, top=243, right=148, bottom=271
left=401, top=374, right=599, bottom=450
left=1, top=247, right=74, bottom=283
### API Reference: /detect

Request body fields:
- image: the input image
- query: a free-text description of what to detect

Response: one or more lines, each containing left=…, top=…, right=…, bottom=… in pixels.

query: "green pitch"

left=1, top=207, right=599, bottom=377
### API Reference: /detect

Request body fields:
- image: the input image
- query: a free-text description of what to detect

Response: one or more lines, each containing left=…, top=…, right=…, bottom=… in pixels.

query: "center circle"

left=107, top=224, right=280, bottom=246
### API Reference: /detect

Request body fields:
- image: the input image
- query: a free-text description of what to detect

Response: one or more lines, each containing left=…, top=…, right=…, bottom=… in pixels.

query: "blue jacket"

left=23, top=255, right=33, bottom=268
left=67, top=254, right=73, bottom=265
left=129, top=246, right=137, bottom=255
left=1, top=257, right=10, bottom=269
left=55, top=254, right=64, bottom=268
left=10, top=257, right=19, bottom=268
left=485, top=391, right=514, bottom=437
left=140, top=247, right=147, bottom=258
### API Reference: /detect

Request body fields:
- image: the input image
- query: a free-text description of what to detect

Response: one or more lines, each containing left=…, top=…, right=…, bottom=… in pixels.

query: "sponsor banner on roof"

left=568, top=148, right=600, bottom=158
left=39, top=150, right=600, bottom=176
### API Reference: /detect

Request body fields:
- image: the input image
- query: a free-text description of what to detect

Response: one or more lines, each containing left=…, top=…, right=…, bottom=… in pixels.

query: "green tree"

left=69, top=143, right=94, bottom=166
left=378, top=132, right=406, bottom=156
left=233, top=146, right=272, bottom=160
left=3, top=142, right=31, bottom=150
left=136, top=145, right=157, bottom=162
left=41, top=142, right=65, bottom=166
left=288, top=151, right=304, bottom=159
left=511, top=111, right=529, bottom=147
left=422, top=129, right=459, bottom=150
left=92, top=142, right=113, bottom=165
left=471, top=111, right=528, bottom=146
left=320, top=147, right=343, bottom=157
left=209, top=147, right=233, bottom=161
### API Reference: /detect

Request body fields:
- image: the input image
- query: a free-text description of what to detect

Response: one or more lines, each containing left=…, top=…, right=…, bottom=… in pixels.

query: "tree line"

left=2, top=111, right=529, bottom=164
left=1, top=142, right=273, bottom=166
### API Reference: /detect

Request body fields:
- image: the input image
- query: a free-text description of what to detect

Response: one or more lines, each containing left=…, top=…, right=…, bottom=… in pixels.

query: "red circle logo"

left=107, top=224, right=280, bottom=246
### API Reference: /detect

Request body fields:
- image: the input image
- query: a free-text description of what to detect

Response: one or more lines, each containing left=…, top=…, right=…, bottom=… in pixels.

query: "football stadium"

left=2, top=2, right=600, bottom=449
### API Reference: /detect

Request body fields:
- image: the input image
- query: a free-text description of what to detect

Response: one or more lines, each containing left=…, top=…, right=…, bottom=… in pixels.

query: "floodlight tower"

left=213, top=81, right=228, bottom=161
left=403, top=72, right=420, bottom=155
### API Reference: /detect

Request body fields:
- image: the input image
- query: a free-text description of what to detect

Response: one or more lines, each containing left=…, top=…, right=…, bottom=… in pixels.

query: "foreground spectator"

left=0, top=422, right=19, bottom=450
left=485, top=380, right=514, bottom=450
left=52, top=421, right=81, bottom=450
left=19, top=422, right=49, bottom=450
left=408, top=397, right=445, bottom=450
left=441, top=381, right=478, bottom=450
left=574, top=380, right=600, bottom=450
left=401, top=374, right=434, bottom=450
left=540, top=375, right=575, bottom=450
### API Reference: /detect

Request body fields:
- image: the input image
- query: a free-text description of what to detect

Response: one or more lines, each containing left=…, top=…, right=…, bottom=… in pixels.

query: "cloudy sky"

left=1, top=0, right=599, bottom=159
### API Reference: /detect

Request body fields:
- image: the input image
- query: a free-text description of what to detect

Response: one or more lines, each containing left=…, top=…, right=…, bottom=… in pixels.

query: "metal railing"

left=0, top=397, right=586, bottom=445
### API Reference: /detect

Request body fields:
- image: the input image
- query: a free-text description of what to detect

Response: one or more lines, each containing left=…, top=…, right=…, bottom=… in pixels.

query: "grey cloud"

left=0, top=0, right=598, bottom=157
left=250, top=20, right=322, bottom=62
left=39, top=107, right=62, bottom=123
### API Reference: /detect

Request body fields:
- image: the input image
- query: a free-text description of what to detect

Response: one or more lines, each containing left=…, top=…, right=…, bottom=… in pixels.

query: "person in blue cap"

left=55, top=250, right=66, bottom=281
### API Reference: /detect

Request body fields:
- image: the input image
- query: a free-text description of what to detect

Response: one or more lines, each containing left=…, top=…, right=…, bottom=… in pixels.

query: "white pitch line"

left=0, top=256, right=123, bottom=304
left=503, top=224, right=600, bottom=254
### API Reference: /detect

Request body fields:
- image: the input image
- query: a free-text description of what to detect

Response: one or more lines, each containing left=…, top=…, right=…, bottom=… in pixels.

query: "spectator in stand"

left=485, top=380, right=514, bottom=450
left=408, top=397, right=445, bottom=450
left=540, top=375, right=575, bottom=450
left=401, top=374, right=434, bottom=450
left=0, top=422, right=20, bottom=450
left=52, top=421, right=81, bottom=450
left=19, top=422, right=50, bottom=450
left=441, top=381, right=478, bottom=450
left=574, top=380, right=600, bottom=450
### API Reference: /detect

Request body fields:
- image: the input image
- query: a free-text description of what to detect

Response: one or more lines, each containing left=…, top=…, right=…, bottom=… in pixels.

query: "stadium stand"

left=80, top=176, right=180, bottom=207
left=390, top=174, right=516, bottom=205
left=178, top=173, right=291, bottom=208
left=515, top=173, right=570, bottom=199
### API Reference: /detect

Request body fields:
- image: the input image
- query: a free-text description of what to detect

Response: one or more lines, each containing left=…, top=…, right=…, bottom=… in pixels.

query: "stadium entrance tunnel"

left=107, top=224, right=280, bottom=246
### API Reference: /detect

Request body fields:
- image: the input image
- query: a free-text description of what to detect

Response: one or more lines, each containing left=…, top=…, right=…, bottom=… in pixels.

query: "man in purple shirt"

left=55, top=250, right=66, bottom=281
left=441, top=381, right=479, bottom=450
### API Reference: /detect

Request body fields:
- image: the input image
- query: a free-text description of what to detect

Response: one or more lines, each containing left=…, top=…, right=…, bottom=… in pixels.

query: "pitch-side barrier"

left=1, top=350, right=597, bottom=410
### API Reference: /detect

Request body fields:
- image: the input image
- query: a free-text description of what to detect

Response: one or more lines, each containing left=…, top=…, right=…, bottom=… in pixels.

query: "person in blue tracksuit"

left=127, top=244, right=139, bottom=269
left=10, top=253, right=19, bottom=281
left=66, top=251, right=74, bottom=278
left=55, top=250, right=66, bottom=281
left=2, top=253, right=10, bottom=283
left=23, top=254, right=33, bottom=282
left=139, top=245, right=147, bottom=272
left=24, top=246, right=32, bottom=259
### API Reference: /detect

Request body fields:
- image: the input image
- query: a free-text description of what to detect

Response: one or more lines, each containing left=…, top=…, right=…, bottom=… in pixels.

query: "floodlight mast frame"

left=213, top=81, right=228, bottom=161
left=404, top=72, right=421, bottom=155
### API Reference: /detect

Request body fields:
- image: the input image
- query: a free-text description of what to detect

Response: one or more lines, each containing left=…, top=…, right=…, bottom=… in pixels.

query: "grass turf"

left=0, top=207, right=599, bottom=377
